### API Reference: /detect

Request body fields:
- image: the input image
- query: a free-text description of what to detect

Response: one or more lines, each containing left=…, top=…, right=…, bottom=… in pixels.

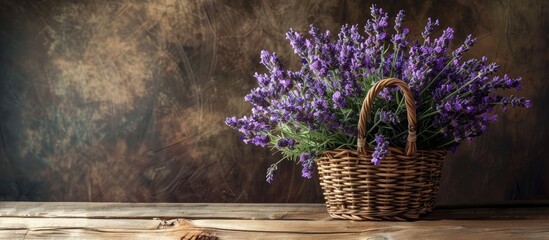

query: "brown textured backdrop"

left=0, top=0, right=547, bottom=203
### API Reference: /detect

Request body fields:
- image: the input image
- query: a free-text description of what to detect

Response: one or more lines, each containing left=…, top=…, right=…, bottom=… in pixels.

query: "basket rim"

left=321, top=147, right=448, bottom=155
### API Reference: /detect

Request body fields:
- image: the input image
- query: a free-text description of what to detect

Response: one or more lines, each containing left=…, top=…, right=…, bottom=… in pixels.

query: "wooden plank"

left=0, top=230, right=26, bottom=240
left=1, top=202, right=549, bottom=239
left=7, top=219, right=547, bottom=240
left=0, top=202, right=328, bottom=220
left=24, top=230, right=216, bottom=240
left=12, top=229, right=549, bottom=240
left=2, top=217, right=547, bottom=240
left=2, top=202, right=549, bottom=220
left=23, top=228, right=216, bottom=240
left=1, top=219, right=216, bottom=240
left=0, top=217, right=161, bottom=229
left=193, top=219, right=549, bottom=240
left=190, top=219, right=549, bottom=233
left=211, top=230, right=549, bottom=240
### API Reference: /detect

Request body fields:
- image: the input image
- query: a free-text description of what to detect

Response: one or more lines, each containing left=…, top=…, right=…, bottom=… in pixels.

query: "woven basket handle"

left=357, top=78, right=417, bottom=156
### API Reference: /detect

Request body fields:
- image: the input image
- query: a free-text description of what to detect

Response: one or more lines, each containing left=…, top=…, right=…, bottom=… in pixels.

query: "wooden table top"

left=1, top=202, right=548, bottom=239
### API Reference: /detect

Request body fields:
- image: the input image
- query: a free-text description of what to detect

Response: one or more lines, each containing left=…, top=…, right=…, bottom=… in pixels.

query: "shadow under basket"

left=317, top=148, right=446, bottom=221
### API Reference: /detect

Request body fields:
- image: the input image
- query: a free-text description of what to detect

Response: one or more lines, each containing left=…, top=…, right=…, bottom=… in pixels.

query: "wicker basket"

left=317, top=78, right=446, bottom=221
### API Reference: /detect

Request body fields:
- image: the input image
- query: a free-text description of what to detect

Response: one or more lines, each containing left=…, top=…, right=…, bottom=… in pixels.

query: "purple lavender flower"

left=452, top=35, right=476, bottom=59
left=496, top=95, right=532, bottom=111
left=444, top=102, right=452, bottom=111
left=332, top=91, right=347, bottom=108
left=299, top=153, right=315, bottom=178
left=454, top=101, right=463, bottom=111
left=422, top=18, right=440, bottom=40
left=394, top=10, right=405, bottom=32
left=379, top=111, right=401, bottom=125
left=225, top=116, right=238, bottom=128
left=260, top=50, right=282, bottom=71
left=277, top=138, right=296, bottom=149
left=525, top=100, right=532, bottom=108
left=266, top=164, right=277, bottom=184
left=286, top=28, right=307, bottom=58
left=251, top=135, right=270, bottom=147
left=372, top=134, right=389, bottom=165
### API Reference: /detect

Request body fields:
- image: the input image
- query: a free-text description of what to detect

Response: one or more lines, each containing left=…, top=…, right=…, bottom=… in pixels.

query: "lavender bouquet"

left=226, top=5, right=531, bottom=183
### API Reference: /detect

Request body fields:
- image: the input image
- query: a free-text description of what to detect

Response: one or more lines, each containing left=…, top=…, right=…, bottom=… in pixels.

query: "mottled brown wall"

left=0, top=0, right=547, bottom=204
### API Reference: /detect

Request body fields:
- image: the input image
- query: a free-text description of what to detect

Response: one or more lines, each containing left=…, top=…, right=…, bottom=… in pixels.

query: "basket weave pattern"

left=317, top=148, right=445, bottom=220
left=317, top=78, right=447, bottom=221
